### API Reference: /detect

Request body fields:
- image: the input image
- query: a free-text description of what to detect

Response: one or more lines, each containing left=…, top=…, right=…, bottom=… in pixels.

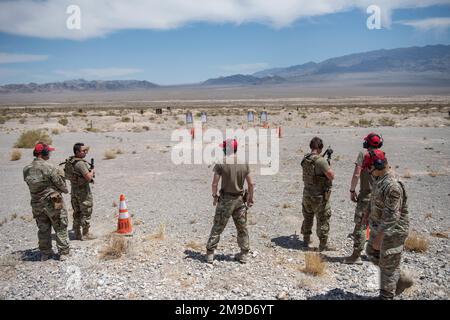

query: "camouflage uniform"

left=366, top=171, right=409, bottom=299
left=68, top=157, right=93, bottom=236
left=351, top=151, right=375, bottom=254
left=206, top=162, right=250, bottom=254
left=301, top=153, right=332, bottom=246
left=23, top=158, right=69, bottom=256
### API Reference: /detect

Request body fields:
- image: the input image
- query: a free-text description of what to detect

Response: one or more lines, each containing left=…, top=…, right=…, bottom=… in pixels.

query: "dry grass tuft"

left=10, top=149, right=22, bottom=161
left=20, top=215, right=33, bottom=222
left=99, top=235, right=129, bottom=260
left=428, top=170, right=438, bottom=177
left=10, top=213, right=17, bottom=221
left=302, top=252, right=326, bottom=276
left=51, top=128, right=60, bottom=135
left=58, top=118, right=68, bottom=126
left=14, top=129, right=52, bottom=148
left=405, top=232, right=429, bottom=253
left=424, top=212, right=432, bottom=219
left=282, top=203, right=293, bottom=209
left=0, top=218, right=7, bottom=227
left=115, top=148, right=124, bottom=155
left=185, top=241, right=204, bottom=251
left=103, top=149, right=117, bottom=160
left=146, top=223, right=166, bottom=241
left=430, top=232, right=448, bottom=239
left=112, top=201, right=117, bottom=207
left=403, top=169, right=412, bottom=179
left=189, top=219, right=197, bottom=224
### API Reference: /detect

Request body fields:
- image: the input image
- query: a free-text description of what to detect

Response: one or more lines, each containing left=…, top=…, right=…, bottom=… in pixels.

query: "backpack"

left=61, top=156, right=82, bottom=183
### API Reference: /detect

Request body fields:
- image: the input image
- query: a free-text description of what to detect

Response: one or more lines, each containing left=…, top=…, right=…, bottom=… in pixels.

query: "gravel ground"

left=0, top=107, right=449, bottom=300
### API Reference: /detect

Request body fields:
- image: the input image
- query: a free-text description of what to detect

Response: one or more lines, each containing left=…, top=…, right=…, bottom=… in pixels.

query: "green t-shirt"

left=213, top=160, right=250, bottom=195
left=356, top=151, right=374, bottom=195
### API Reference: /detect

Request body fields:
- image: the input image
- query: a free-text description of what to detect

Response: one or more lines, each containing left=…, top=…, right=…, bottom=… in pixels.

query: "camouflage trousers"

left=351, top=195, right=370, bottom=253
left=301, top=194, right=331, bottom=242
left=206, top=194, right=249, bottom=253
left=31, top=198, right=69, bottom=255
left=71, top=185, right=93, bottom=231
left=366, top=222, right=407, bottom=299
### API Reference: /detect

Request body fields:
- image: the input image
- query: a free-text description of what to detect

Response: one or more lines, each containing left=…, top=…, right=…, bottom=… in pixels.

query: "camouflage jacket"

left=369, top=171, right=409, bottom=237
left=23, top=158, right=68, bottom=204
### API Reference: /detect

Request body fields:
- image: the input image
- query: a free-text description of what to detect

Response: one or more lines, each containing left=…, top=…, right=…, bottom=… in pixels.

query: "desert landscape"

left=0, top=96, right=449, bottom=300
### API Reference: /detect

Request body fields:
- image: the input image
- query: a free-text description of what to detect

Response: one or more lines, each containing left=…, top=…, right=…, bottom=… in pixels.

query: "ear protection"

left=363, top=133, right=383, bottom=149
left=41, top=146, right=50, bottom=157
left=369, top=149, right=386, bottom=170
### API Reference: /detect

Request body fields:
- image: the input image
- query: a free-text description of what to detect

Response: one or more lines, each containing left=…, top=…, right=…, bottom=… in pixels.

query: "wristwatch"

left=350, top=190, right=356, bottom=193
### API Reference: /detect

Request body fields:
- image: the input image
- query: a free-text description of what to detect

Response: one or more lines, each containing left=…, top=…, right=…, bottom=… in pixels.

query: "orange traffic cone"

left=366, top=225, right=370, bottom=241
left=117, top=194, right=133, bottom=235
left=190, top=127, right=195, bottom=139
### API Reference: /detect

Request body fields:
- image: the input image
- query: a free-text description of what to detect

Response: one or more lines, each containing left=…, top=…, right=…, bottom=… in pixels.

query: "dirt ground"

left=0, top=98, right=449, bottom=300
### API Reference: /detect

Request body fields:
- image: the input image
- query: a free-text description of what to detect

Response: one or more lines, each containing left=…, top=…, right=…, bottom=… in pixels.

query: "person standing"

left=23, top=143, right=70, bottom=261
left=206, top=139, right=255, bottom=264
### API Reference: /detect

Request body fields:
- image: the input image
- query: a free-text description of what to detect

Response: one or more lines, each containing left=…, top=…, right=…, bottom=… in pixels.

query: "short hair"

left=310, top=137, right=323, bottom=150
left=73, top=142, right=84, bottom=154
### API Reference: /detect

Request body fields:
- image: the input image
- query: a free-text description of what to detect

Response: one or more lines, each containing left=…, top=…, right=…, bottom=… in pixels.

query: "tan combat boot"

left=82, top=226, right=97, bottom=240
left=343, top=250, right=363, bottom=264
left=40, top=250, right=54, bottom=261
left=74, top=227, right=83, bottom=241
left=319, top=239, right=336, bottom=252
left=302, top=235, right=311, bottom=248
left=235, top=250, right=249, bottom=264
left=206, top=250, right=214, bottom=264
left=396, top=273, right=414, bottom=296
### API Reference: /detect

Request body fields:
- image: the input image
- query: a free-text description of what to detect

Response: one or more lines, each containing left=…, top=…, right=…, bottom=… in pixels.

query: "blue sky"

left=0, top=1, right=449, bottom=85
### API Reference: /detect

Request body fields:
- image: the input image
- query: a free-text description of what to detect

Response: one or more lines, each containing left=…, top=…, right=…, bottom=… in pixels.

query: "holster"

left=49, top=192, right=63, bottom=210
left=243, top=190, right=248, bottom=204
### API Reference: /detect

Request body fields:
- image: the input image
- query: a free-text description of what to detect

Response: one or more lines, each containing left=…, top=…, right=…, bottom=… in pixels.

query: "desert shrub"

left=58, top=118, right=69, bottom=126
left=302, top=253, right=326, bottom=276
left=177, top=120, right=185, bottom=126
left=19, top=118, right=26, bottom=124
left=51, top=128, right=60, bottom=135
left=379, top=117, right=396, bottom=126
left=121, top=116, right=131, bottom=122
left=10, top=149, right=22, bottom=161
left=99, top=236, right=129, bottom=260
left=359, top=119, right=373, bottom=127
left=405, top=232, right=429, bottom=253
left=103, top=149, right=117, bottom=160
left=14, top=129, right=52, bottom=148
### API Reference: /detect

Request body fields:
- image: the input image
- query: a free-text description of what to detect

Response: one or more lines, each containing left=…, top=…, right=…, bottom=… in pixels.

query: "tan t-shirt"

left=356, top=151, right=374, bottom=195
left=73, top=160, right=90, bottom=186
left=213, top=161, right=250, bottom=195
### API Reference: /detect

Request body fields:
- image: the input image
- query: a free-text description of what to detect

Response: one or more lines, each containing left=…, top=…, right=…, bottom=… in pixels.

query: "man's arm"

left=350, top=164, right=362, bottom=202
left=84, top=170, right=95, bottom=182
left=245, top=174, right=255, bottom=207
left=211, top=173, right=220, bottom=206
left=50, top=167, right=68, bottom=194
left=324, top=168, right=334, bottom=181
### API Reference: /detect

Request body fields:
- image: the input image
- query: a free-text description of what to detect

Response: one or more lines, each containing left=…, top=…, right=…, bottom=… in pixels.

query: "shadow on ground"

left=271, top=234, right=312, bottom=251
left=184, top=249, right=237, bottom=263
left=12, top=248, right=41, bottom=262
left=307, top=288, right=374, bottom=300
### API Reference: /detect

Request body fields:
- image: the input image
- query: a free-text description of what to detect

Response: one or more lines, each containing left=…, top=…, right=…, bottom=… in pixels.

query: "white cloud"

left=397, top=17, right=450, bottom=31
left=219, top=63, right=269, bottom=74
left=0, top=0, right=448, bottom=40
left=0, top=52, right=48, bottom=64
left=54, top=68, right=143, bottom=79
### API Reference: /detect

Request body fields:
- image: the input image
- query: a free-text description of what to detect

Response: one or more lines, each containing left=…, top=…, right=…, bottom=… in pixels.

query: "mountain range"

left=1, top=44, right=449, bottom=93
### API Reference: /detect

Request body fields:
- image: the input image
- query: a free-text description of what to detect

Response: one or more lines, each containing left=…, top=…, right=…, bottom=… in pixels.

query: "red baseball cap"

left=364, top=132, right=383, bottom=148
left=220, top=139, right=238, bottom=151
left=34, top=143, right=55, bottom=154
left=363, top=149, right=386, bottom=169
